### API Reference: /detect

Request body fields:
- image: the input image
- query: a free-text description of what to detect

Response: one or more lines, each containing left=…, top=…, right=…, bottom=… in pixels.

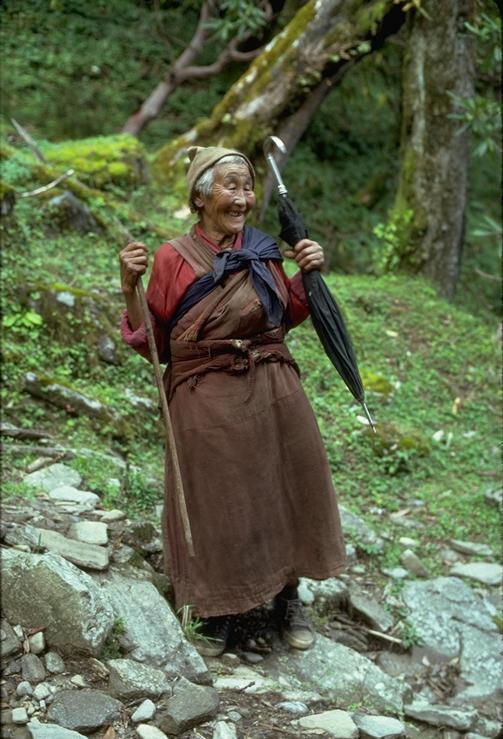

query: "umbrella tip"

left=361, top=402, right=377, bottom=433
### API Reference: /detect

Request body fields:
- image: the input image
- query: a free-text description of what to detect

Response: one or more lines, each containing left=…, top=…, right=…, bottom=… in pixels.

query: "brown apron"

left=160, top=233, right=346, bottom=617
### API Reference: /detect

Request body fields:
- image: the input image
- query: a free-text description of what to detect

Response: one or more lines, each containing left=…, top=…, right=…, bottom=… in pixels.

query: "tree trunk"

left=152, top=0, right=408, bottom=182
left=387, top=0, right=475, bottom=298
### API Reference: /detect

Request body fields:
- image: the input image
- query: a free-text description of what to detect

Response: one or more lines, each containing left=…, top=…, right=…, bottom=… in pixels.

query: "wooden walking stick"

left=120, top=226, right=195, bottom=557
left=136, top=280, right=195, bottom=557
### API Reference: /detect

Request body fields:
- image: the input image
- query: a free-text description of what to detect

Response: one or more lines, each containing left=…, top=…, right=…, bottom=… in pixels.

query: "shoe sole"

left=283, top=632, right=315, bottom=650
left=194, top=641, right=226, bottom=658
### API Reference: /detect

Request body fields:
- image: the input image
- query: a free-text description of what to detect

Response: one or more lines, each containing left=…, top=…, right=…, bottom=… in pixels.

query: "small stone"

left=33, top=682, right=51, bottom=701
left=22, top=654, right=46, bottom=683
left=241, top=652, right=263, bottom=664
left=98, top=509, right=126, bottom=522
left=213, top=721, right=238, bottom=739
left=297, top=709, right=359, bottom=738
left=70, top=675, right=87, bottom=688
left=27, top=720, right=91, bottom=737
left=47, top=485, right=99, bottom=508
left=107, top=658, right=172, bottom=700
left=68, top=521, right=108, bottom=546
left=3, top=658, right=21, bottom=675
left=23, top=464, right=82, bottom=492
left=14, top=625, right=25, bottom=639
left=277, top=701, right=308, bottom=715
left=16, top=681, right=34, bottom=697
left=29, top=527, right=109, bottom=571
left=47, top=688, right=123, bottom=732
left=450, top=540, right=492, bottom=557
left=28, top=632, right=46, bottom=655
left=449, top=562, right=502, bottom=586
left=466, top=734, right=494, bottom=739
left=351, top=564, right=366, bottom=574
left=399, top=537, right=419, bottom=548
left=1, top=620, right=22, bottom=658
left=441, top=547, right=463, bottom=565
left=136, top=725, right=169, bottom=739
left=12, top=706, right=29, bottom=724
left=227, top=709, right=242, bottom=722
left=404, top=702, right=477, bottom=731
left=44, top=651, right=65, bottom=674
left=349, top=588, right=394, bottom=632
left=354, top=713, right=406, bottom=738
left=484, top=487, right=502, bottom=508
left=400, top=549, right=429, bottom=577
left=157, top=676, right=219, bottom=735
left=39, top=699, right=47, bottom=711
left=88, top=658, right=109, bottom=679
left=221, top=653, right=240, bottom=668
left=381, top=567, right=409, bottom=580
left=131, top=699, right=156, bottom=723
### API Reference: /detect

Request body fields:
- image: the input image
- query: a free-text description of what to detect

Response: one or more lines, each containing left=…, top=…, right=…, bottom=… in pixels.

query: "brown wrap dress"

left=124, top=230, right=346, bottom=617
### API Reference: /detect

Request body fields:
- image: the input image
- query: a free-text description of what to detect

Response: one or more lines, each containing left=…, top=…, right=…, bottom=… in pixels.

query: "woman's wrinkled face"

left=195, top=162, right=255, bottom=241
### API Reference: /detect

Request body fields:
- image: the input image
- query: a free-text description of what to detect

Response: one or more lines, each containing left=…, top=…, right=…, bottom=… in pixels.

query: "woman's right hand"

left=119, top=241, right=148, bottom=294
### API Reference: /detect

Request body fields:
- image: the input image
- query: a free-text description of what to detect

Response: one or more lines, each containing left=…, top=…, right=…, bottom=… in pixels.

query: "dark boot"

left=275, top=584, right=315, bottom=650
left=194, top=615, right=232, bottom=657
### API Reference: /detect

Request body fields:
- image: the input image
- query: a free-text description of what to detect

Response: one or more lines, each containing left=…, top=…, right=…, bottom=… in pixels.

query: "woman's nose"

left=233, top=190, right=246, bottom=204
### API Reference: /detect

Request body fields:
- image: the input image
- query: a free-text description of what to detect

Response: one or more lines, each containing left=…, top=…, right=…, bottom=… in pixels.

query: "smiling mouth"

left=229, top=211, right=244, bottom=217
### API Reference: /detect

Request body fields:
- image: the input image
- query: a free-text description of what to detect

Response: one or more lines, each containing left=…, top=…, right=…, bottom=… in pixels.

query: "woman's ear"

left=193, top=194, right=205, bottom=210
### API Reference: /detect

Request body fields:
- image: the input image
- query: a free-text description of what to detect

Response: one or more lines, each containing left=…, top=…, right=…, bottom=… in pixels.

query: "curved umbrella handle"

left=263, top=136, right=288, bottom=196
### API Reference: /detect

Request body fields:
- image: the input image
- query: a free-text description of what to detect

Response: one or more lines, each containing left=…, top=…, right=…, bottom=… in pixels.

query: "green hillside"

left=2, top=131, right=500, bottom=576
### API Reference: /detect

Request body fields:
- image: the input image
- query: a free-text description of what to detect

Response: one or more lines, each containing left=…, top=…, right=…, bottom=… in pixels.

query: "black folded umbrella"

left=264, top=136, right=376, bottom=431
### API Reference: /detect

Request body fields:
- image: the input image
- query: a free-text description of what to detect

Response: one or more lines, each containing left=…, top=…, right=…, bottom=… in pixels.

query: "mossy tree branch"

left=152, top=0, right=409, bottom=186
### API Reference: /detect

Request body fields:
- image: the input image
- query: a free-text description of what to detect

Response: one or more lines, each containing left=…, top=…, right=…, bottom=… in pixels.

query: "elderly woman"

left=119, top=146, right=346, bottom=656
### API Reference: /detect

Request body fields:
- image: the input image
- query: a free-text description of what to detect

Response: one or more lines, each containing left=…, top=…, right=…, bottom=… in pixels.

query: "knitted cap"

left=186, top=146, right=255, bottom=211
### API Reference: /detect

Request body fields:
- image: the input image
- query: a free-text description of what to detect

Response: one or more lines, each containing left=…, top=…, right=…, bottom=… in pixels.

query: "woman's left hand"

left=283, top=238, right=325, bottom=273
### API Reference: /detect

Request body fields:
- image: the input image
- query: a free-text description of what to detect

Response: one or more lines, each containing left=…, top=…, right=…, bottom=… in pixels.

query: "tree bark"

left=152, top=0, right=408, bottom=182
left=387, top=0, right=475, bottom=298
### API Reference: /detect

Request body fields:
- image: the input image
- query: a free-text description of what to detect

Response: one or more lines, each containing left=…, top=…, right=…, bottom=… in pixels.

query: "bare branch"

left=20, top=169, right=75, bottom=198
left=122, top=0, right=271, bottom=135
left=11, top=118, right=47, bottom=163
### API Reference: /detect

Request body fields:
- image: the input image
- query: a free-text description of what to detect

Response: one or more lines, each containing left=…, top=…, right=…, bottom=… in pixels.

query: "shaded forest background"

left=0, top=0, right=501, bottom=559
left=1, top=0, right=501, bottom=311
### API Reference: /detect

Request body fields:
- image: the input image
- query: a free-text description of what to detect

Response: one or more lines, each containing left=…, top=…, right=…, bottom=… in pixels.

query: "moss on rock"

left=41, top=134, right=148, bottom=191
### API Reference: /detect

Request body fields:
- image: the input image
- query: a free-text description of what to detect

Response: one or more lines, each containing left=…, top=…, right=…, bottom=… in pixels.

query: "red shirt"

left=121, top=225, right=309, bottom=362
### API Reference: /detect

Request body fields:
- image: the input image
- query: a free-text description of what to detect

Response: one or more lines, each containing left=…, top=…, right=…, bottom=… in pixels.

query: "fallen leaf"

left=452, top=396, right=462, bottom=413
left=102, top=728, right=116, bottom=739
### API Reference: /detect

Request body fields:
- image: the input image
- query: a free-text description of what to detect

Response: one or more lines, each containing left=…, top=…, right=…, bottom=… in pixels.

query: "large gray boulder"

left=98, top=571, right=210, bottom=684
left=24, top=463, right=81, bottom=491
left=1, top=550, right=114, bottom=655
left=47, top=689, right=123, bottom=732
left=402, top=577, right=503, bottom=708
left=268, top=633, right=408, bottom=712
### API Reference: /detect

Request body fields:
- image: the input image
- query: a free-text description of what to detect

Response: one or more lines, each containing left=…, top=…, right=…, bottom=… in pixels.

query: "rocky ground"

left=1, top=452, right=502, bottom=739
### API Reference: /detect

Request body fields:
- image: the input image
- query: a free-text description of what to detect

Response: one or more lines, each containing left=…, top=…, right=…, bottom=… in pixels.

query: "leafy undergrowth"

left=2, top=136, right=500, bottom=576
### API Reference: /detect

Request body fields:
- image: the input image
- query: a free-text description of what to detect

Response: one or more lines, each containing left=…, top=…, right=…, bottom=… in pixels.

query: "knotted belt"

left=166, top=334, right=299, bottom=402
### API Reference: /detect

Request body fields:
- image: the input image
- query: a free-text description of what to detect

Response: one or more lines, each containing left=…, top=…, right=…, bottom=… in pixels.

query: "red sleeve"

left=120, top=243, right=196, bottom=363
left=274, top=263, right=310, bottom=329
